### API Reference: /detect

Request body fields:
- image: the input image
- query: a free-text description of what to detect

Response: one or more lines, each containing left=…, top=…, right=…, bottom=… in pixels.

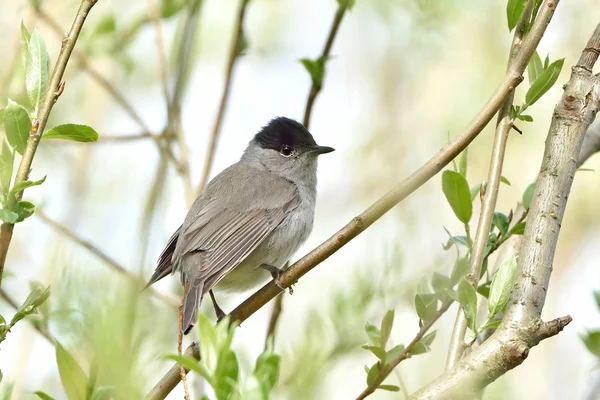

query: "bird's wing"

left=145, top=226, right=181, bottom=287
left=177, top=193, right=299, bottom=292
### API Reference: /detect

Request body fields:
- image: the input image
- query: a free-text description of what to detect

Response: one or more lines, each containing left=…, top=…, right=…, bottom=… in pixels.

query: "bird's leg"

left=260, top=264, right=293, bottom=294
left=209, top=290, right=227, bottom=322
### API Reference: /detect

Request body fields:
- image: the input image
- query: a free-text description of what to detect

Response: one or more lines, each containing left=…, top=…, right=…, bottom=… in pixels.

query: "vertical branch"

left=196, top=0, right=249, bottom=193
left=0, top=0, right=99, bottom=289
left=445, top=1, right=534, bottom=369
left=303, top=4, right=347, bottom=127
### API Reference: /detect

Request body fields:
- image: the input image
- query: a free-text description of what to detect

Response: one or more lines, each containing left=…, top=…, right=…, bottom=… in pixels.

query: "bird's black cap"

left=253, top=117, right=318, bottom=151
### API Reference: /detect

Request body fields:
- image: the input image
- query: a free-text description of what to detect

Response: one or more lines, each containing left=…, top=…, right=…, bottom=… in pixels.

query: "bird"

left=145, top=117, right=334, bottom=333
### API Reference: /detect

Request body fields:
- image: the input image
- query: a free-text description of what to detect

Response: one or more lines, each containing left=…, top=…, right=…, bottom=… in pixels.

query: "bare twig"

left=445, top=0, right=534, bottom=369
left=303, top=4, right=347, bottom=128
left=0, top=0, right=100, bottom=289
left=35, top=210, right=179, bottom=307
left=97, top=132, right=158, bottom=142
left=147, top=0, right=171, bottom=110
left=264, top=294, right=283, bottom=348
left=356, top=301, right=453, bottom=400
left=145, top=1, right=552, bottom=393
left=411, top=16, right=600, bottom=400
left=196, top=0, right=249, bottom=192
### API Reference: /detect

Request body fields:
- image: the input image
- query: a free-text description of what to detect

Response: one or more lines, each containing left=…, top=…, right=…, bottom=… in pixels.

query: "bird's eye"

left=279, top=145, right=293, bottom=157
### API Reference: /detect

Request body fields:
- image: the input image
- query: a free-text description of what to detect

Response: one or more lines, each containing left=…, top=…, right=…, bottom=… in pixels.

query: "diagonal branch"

left=35, top=210, right=179, bottom=307
left=144, top=1, right=555, bottom=394
left=196, top=0, right=249, bottom=193
left=445, top=0, right=534, bottom=369
left=0, top=0, right=100, bottom=290
left=411, top=16, right=600, bottom=400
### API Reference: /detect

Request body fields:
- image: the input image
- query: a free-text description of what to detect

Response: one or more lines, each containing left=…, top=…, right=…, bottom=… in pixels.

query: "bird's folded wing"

left=177, top=194, right=299, bottom=290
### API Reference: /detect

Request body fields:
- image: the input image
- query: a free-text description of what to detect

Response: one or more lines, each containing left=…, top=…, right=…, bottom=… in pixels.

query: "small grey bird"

left=146, top=117, right=334, bottom=333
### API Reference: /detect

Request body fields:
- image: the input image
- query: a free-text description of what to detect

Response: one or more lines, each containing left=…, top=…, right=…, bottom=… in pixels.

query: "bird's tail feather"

left=182, top=283, right=202, bottom=334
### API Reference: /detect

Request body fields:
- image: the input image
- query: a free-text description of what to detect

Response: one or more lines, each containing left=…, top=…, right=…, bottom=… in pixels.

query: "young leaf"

left=470, top=183, right=481, bottom=201
left=380, top=310, right=394, bottom=347
left=361, top=345, right=386, bottom=362
left=492, top=212, right=510, bottom=236
left=365, top=322, right=381, bottom=347
left=457, top=278, right=477, bottom=332
left=594, top=291, right=600, bottom=311
left=500, top=176, right=511, bottom=186
left=92, top=14, right=117, bottom=36
left=420, top=330, right=437, bottom=346
left=450, top=256, right=469, bottom=286
left=517, top=114, right=533, bottom=122
left=0, top=141, right=14, bottom=197
left=525, top=58, right=565, bottom=106
left=408, top=341, right=430, bottom=356
left=442, top=235, right=469, bottom=250
left=527, top=51, right=543, bottom=84
left=34, top=392, right=55, bottom=400
left=522, top=182, right=536, bottom=209
left=197, top=313, right=218, bottom=372
left=509, top=221, right=526, bottom=235
left=431, top=273, right=451, bottom=300
left=441, top=170, right=472, bottom=223
left=506, top=0, right=527, bottom=31
left=43, top=124, right=99, bottom=142
left=378, top=385, right=400, bottom=392
left=300, top=57, right=328, bottom=89
left=0, top=209, right=19, bottom=224
left=480, top=320, right=501, bottom=332
left=164, top=355, right=210, bottom=380
left=9, top=176, right=46, bottom=197
left=3, top=100, right=31, bottom=155
left=253, top=346, right=280, bottom=395
left=20, top=21, right=31, bottom=69
left=13, top=200, right=36, bottom=222
left=366, top=363, right=379, bottom=385
left=477, top=281, right=491, bottom=298
left=414, top=294, right=427, bottom=321
left=56, top=343, right=88, bottom=400
left=386, top=344, right=405, bottom=361
left=581, top=331, right=600, bottom=358
left=488, top=255, right=518, bottom=317
left=20, top=286, right=50, bottom=310
left=25, top=29, right=50, bottom=116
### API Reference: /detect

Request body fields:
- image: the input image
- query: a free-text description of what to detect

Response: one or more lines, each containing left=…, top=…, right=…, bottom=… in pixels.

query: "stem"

left=445, top=0, right=534, bottom=369
left=0, top=0, right=99, bottom=289
left=196, top=0, right=249, bottom=193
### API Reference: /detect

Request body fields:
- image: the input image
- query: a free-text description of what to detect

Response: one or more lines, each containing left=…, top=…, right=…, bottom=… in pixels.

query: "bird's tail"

left=182, top=282, right=203, bottom=334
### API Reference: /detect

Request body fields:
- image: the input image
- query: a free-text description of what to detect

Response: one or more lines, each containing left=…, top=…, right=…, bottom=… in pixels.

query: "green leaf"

left=421, top=330, right=437, bottom=346
left=253, top=344, right=280, bottom=395
left=509, top=221, right=526, bottom=235
left=544, top=54, right=550, bottom=69
left=414, top=294, right=427, bottom=321
left=444, top=288, right=459, bottom=302
left=525, top=58, right=565, bottom=106
left=457, top=278, right=477, bottom=332
left=337, top=0, right=356, bottom=10
left=164, top=355, right=210, bottom=380
left=212, top=350, right=239, bottom=400
left=477, top=281, right=491, bottom=298
left=442, top=235, right=469, bottom=250
left=25, top=29, right=50, bottom=116
left=492, top=212, right=510, bottom=236
left=198, top=313, right=218, bottom=372
left=43, top=124, right=98, bottom=142
left=20, top=21, right=31, bottom=69
left=408, top=341, right=430, bottom=356
left=161, top=0, right=187, bottom=18
left=361, top=345, right=386, bottom=362
left=386, top=344, right=405, bottom=361
left=488, top=255, right=517, bottom=317
left=450, top=256, right=469, bottom=286
left=431, top=273, right=451, bottom=300
left=378, top=385, right=400, bottom=392
left=365, top=322, right=381, bottom=347
left=92, top=14, right=116, bottom=36
left=0, top=141, right=14, bottom=197
left=441, top=170, right=472, bottom=223
left=365, top=363, right=379, bottom=385
left=300, top=57, right=328, bottom=89
left=594, top=291, right=600, bottom=311
left=56, top=343, right=88, bottom=400
left=500, top=176, right=511, bottom=186
left=20, top=286, right=50, bottom=311
left=10, top=176, right=46, bottom=197
left=527, top=51, right=543, bottom=84
left=480, top=320, right=501, bottom=332
left=34, top=392, right=55, bottom=400
left=459, top=147, right=468, bottom=177
left=517, top=114, right=533, bottom=122
left=13, top=201, right=36, bottom=222
left=3, top=100, right=31, bottom=155
left=582, top=331, right=600, bottom=358
left=522, top=182, right=535, bottom=209
left=506, top=0, right=526, bottom=31
left=379, top=310, right=394, bottom=347
left=0, top=210, right=18, bottom=224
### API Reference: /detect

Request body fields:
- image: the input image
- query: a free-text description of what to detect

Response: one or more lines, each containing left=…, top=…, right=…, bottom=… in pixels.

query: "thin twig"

left=196, top=0, right=249, bottom=193
left=145, top=2, right=553, bottom=393
left=445, top=0, right=534, bottom=370
left=97, top=133, right=158, bottom=142
left=356, top=301, right=453, bottom=400
left=35, top=210, right=179, bottom=307
left=147, top=0, right=171, bottom=111
left=178, top=283, right=191, bottom=400
left=35, top=7, right=184, bottom=173
left=264, top=294, right=283, bottom=349
left=0, top=0, right=100, bottom=289
left=303, top=4, right=347, bottom=128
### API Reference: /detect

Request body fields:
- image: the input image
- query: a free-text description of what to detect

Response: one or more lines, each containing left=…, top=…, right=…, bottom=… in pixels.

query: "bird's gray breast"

left=216, top=183, right=315, bottom=292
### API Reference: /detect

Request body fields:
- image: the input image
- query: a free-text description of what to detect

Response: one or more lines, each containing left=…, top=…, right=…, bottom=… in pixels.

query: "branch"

left=145, top=1, right=552, bottom=394
left=264, top=294, right=284, bottom=348
left=0, top=0, right=99, bottom=289
left=196, top=0, right=249, bottom=192
left=411, top=17, right=600, bottom=400
left=35, top=210, right=179, bottom=307
left=577, top=119, right=600, bottom=167
left=303, top=4, right=347, bottom=127
left=356, top=301, right=454, bottom=400
left=35, top=7, right=184, bottom=174
left=445, top=0, right=534, bottom=369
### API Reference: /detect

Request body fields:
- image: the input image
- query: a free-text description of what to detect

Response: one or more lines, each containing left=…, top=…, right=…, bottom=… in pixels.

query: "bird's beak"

left=308, top=145, right=335, bottom=155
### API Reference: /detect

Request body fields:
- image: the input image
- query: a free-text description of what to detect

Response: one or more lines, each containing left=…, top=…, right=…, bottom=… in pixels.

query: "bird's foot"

left=209, top=290, right=227, bottom=322
left=260, top=264, right=293, bottom=294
